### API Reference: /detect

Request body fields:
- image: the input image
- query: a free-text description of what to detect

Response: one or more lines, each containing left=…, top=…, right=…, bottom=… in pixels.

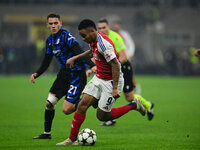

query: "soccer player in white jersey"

left=56, top=19, right=146, bottom=145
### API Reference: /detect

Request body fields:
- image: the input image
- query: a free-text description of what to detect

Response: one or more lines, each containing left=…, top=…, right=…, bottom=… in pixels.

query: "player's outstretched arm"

left=32, top=54, right=53, bottom=80
left=66, top=50, right=92, bottom=68
left=30, top=73, right=38, bottom=83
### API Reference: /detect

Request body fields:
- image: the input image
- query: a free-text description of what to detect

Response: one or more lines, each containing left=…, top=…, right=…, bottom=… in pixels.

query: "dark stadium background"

left=0, top=0, right=200, bottom=75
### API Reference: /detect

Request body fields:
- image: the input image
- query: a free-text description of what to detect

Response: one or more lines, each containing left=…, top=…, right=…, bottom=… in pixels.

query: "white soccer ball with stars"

left=78, top=128, right=97, bottom=145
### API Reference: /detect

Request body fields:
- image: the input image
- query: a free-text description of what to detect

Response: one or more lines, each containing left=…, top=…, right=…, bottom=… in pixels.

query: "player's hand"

left=66, top=58, right=75, bottom=68
left=91, top=66, right=97, bottom=73
left=194, top=49, right=200, bottom=56
left=86, top=66, right=97, bottom=77
left=86, top=69, right=93, bottom=77
left=30, top=73, right=38, bottom=83
left=112, top=89, right=120, bottom=99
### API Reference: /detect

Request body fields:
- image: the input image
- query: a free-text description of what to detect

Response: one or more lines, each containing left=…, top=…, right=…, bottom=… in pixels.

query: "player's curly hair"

left=78, top=19, right=97, bottom=30
left=47, top=12, right=61, bottom=21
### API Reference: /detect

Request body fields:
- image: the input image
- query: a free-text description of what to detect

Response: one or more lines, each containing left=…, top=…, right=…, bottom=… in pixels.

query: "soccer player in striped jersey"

left=30, top=13, right=94, bottom=139
left=56, top=19, right=145, bottom=145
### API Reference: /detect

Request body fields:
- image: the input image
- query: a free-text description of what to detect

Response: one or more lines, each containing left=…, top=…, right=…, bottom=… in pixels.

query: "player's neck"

left=52, top=29, right=61, bottom=37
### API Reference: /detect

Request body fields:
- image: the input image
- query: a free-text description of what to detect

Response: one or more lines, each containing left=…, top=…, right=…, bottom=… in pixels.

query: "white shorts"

left=82, top=73, right=124, bottom=112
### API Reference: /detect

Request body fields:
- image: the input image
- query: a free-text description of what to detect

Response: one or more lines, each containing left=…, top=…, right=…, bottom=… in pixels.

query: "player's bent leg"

left=62, top=101, right=76, bottom=115
left=101, top=91, right=134, bottom=126
left=56, top=94, right=95, bottom=145
left=46, top=93, right=59, bottom=107
left=110, top=98, right=145, bottom=121
left=97, top=108, right=112, bottom=121
left=97, top=98, right=116, bottom=125
left=124, top=90, right=134, bottom=102
left=77, top=94, right=96, bottom=114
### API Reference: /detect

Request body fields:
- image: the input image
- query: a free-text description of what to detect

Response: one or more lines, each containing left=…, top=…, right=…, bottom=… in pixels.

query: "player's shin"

left=44, top=108, right=55, bottom=133
left=111, top=103, right=136, bottom=119
left=69, top=112, right=86, bottom=141
left=44, top=94, right=58, bottom=133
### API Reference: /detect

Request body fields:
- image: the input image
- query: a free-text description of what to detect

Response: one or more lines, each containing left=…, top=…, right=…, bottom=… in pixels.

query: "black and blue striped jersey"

left=46, top=28, right=86, bottom=71
left=35, top=28, right=95, bottom=78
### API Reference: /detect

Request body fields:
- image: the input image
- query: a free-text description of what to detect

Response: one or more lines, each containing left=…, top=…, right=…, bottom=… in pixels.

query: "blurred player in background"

left=96, top=19, right=154, bottom=126
left=194, top=49, right=200, bottom=56
left=56, top=19, right=146, bottom=145
left=112, top=20, right=141, bottom=94
left=30, top=13, right=94, bottom=139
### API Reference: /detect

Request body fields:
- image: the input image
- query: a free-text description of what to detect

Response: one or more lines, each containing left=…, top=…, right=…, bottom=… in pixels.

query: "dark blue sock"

left=44, top=109, right=55, bottom=133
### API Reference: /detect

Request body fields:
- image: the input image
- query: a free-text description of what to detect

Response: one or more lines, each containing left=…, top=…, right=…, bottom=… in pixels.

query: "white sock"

left=44, top=132, right=51, bottom=134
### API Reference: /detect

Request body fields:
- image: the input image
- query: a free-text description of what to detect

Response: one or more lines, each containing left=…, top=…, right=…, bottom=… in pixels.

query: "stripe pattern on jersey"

left=46, top=28, right=85, bottom=71
left=97, top=35, right=106, bottom=52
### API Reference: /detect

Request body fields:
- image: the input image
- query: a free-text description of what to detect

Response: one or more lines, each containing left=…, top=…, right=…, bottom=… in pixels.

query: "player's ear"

left=90, top=27, right=95, bottom=33
left=46, top=23, right=49, bottom=28
left=107, top=25, right=110, bottom=30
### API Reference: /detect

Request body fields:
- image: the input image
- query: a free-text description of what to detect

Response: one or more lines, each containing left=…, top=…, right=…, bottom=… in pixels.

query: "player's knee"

left=46, top=101, right=52, bottom=108
left=97, top=113, right=108, bottom=121
left=46, top=93, right=59, bottom=110
left=96, top=110, right=110, bottom=121
left=124, top=91, right=134, bottom=102
left=97, top=113, right=105, bottom=121
left=62, top=107, right=74, bottom=115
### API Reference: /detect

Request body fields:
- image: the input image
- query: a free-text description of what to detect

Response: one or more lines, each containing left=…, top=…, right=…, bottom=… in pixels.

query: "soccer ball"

left=78, top=128, right=97, bottom=145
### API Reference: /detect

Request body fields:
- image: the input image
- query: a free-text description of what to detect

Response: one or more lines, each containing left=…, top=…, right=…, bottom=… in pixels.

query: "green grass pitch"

left=0, top=75, right=200, bottom=150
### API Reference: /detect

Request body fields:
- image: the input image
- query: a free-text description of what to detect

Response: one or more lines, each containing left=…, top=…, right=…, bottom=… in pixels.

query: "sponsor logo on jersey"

left=56, top=38, right=60, bottom=44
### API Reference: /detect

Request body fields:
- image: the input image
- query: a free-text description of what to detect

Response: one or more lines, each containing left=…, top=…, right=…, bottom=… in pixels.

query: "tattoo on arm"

left=109, top=58, right=120, bottom=89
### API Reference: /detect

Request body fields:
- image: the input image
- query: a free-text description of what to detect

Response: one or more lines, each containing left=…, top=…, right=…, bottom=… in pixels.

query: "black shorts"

left=121, top=60, right=135, bottom=93
left=50, top=69, right=87, bottom=104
